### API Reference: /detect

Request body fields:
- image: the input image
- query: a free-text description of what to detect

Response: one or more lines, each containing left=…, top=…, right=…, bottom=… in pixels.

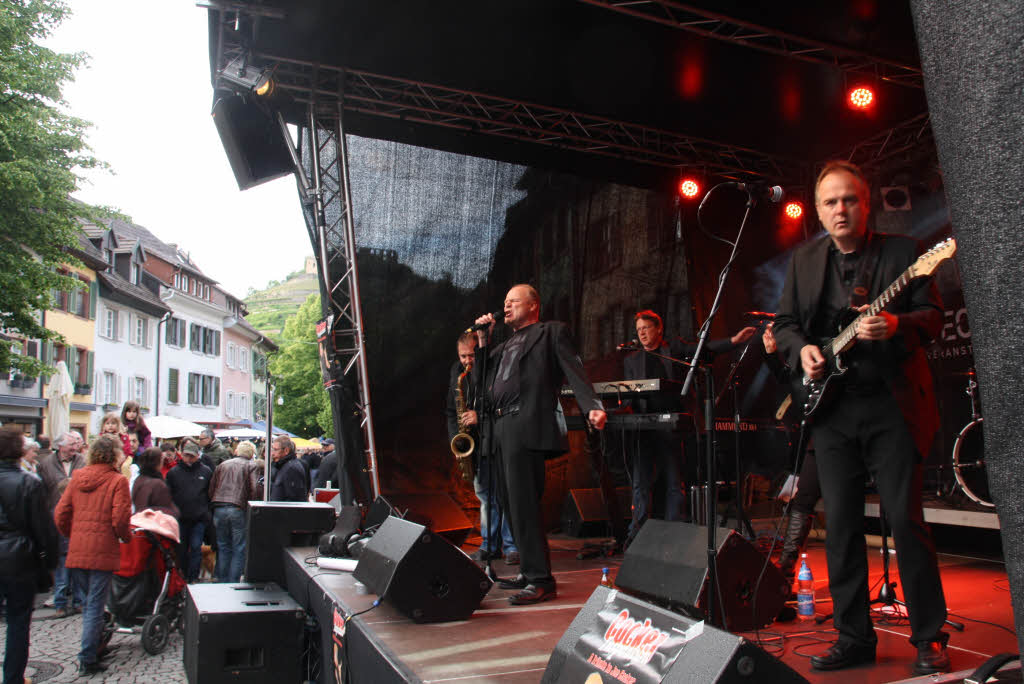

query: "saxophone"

left=450, top=369, right=475, bottom=482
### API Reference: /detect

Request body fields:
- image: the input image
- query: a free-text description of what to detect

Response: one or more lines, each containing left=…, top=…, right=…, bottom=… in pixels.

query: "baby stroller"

left=103, top=510, right=187, bottom=655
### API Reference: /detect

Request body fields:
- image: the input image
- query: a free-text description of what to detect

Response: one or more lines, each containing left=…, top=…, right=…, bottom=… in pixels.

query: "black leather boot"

left=777, top=511, right=813, bottom=578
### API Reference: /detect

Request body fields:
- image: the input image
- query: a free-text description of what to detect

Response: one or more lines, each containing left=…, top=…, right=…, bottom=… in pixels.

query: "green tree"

left=0, top=0, right=106, bottom=376
left=270, top=293, right=331, bottom=438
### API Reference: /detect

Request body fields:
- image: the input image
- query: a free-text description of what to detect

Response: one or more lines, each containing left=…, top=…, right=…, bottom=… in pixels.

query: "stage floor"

left=288, top=527, right=1016, bottom=683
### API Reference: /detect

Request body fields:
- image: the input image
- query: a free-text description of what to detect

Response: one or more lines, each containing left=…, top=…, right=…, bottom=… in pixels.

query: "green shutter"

left=88, top=280, right=98, bottom=320
left=86, top=351, right=94, bottom=390
left=168, top=368, right=178, bottom=404
left=66, top=349, right=78, bottom=387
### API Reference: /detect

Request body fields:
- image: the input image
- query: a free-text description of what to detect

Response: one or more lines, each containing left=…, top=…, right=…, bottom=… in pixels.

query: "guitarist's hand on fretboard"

left=800, top=344, right=826, bottom=380
left=853, top=303, right=900, bottom=341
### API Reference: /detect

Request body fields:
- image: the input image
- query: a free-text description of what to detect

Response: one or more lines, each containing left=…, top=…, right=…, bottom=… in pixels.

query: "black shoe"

left=498, top=574, right=528, bottom=590
left=509, top=584, right=557, bottom=605
left=913, top=640, right=950, bottom=674
left=810, top=641, right=876, bottom=671
left=78, top=661, right=107, bottom=676
left=470, top=548, right=495, bottom=562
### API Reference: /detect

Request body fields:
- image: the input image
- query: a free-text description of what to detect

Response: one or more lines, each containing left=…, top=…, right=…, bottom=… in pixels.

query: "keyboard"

left=560, top=378, right=682, bottom=397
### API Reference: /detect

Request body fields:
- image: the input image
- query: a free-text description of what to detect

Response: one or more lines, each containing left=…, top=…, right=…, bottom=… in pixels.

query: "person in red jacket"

left=54, top=434, right=131, bottom=675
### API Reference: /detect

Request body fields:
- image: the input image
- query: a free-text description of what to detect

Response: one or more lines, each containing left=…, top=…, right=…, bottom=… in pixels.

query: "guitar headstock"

left=909, top=238, right=957, bottom=278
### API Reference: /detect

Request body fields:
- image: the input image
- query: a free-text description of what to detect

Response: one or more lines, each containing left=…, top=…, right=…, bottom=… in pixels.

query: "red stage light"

left=679, top=179, right=700, bottom=199
left=784, top=202, right=803, bottom=219
left=849, top=87, right=874, bottom=110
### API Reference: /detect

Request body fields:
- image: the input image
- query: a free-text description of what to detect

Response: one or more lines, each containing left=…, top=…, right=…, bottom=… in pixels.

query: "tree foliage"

left=270, top=292, right=331, bottom=438
left=0, top=0, right=105, bottom=376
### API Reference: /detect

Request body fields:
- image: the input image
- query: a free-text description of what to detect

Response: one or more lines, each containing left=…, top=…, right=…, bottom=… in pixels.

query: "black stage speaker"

left=211, top=92, right=293, bottom=191
left=542, top=585, right=809, bottom=683
left=353, top=516, right=492, bottom=623
left=561, top=487, right=631, bottom=537
left=245, top=501, right=336, bottom=584
left=615, top=520, right=789, bottom=632
left=183, top=582, right=304, bottom=684
left=364, top=493, right=472, bottom=546
left=909, top=0, right=1024, bottom=655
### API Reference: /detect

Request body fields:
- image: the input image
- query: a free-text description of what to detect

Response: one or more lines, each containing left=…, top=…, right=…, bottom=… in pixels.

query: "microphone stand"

left=714, top=334, right=761, bottom=539
left=472, top=326, right=500, bottom=584
left=678, top=187, right=759, bottom=628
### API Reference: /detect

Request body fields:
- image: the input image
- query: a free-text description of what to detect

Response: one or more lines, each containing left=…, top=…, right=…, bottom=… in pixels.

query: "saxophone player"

left=446, top=332, right=519, bottom=565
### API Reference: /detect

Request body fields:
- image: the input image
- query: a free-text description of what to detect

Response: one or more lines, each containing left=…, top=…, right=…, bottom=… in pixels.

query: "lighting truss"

left=837, top=112, right=933, bottom=170
left=255, top=53, right=811, bottom=184
left=577, top=0, right=924, bottom=89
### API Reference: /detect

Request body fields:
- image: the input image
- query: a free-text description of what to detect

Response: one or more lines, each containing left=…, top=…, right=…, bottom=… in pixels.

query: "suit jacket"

left=37, top=451, right=87, bottom=512
left=475, top=321, right=602, bottom=453
left=773, top=232, right=943, bottom=457
left=623, top=336, right=736, bottom=413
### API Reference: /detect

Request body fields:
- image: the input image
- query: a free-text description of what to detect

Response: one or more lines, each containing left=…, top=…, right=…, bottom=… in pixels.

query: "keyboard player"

left=621, top=310, right=756, bottom=546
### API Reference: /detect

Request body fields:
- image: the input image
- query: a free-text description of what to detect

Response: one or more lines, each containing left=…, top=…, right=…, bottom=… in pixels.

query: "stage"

left=282, top=528, right=1017, bottom=683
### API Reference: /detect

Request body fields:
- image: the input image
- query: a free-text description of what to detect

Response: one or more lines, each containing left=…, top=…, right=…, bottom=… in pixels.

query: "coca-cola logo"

left=600, top=609, right=670, bottom=665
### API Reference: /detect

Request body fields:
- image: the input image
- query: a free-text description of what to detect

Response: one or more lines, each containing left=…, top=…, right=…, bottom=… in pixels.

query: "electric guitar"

left=800, top=237, right=957, bottom=421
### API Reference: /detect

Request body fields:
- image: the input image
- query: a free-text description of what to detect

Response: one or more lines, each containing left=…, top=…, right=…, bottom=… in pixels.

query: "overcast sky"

left=48, top=2, right=312, bottom=299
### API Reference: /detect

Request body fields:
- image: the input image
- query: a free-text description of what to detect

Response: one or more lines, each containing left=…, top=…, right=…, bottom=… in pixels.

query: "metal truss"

left=577, top=0, right=924, bottom=89
left=260, top=54, right=810, bottom=184
left=290, top=93, right=381, bottom=501
left=837, top=112, right=933, bottom=170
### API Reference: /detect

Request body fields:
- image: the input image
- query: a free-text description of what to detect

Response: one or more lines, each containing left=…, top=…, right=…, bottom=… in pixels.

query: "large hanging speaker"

left=353, top=516, right=492, bottom=623
left=211, top=92, right=294, bottom=191
left=542, top=585, right=809, bottom=683
left=909, top=0, right=1024, bottom=657
left=615, top=520, right=788, bottom=631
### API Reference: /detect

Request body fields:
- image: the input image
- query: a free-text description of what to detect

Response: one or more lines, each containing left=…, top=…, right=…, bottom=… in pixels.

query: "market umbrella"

left=214, top=428, right=267, bottom=440
left=250, top=420, right=298, bottom=437
left=293, top=438, right=322, bottom=450
left=46, top=361, right=73, bottom=442
left=146, top=415, right=206, bottom=439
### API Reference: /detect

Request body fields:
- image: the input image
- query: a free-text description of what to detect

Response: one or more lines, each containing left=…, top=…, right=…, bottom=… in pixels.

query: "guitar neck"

left=826, top=265, right=915, bottom=358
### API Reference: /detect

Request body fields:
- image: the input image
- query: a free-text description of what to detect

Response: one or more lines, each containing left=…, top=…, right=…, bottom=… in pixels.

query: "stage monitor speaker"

left=184, top=582, right=305, bottom=684
left=245, top=501, right=336, bottom=584
left=542, top=585, right=809, bottom=683
left=364, top=492, right=472, bottom=546
left=211, top=92, right=294, bottom=191
left=353, top=516, right=492, bottom=623
left=561, top=486, right=631, bottom=537
left=615, top=519, right=789, bottom=632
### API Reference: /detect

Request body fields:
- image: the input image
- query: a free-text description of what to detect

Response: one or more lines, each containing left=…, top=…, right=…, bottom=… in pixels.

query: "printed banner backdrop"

left=339, top=134, right=981, bottom=514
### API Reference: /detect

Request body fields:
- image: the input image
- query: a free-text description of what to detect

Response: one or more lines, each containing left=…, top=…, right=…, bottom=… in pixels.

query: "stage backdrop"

left=337, top=134, right=980, bottom=520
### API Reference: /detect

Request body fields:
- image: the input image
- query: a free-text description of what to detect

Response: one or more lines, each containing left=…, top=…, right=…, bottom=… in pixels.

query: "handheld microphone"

left=616, top=339, right=640, bottom=351
left=729, top=182, right=785, bottom=203
left=464, top=310, right=505, bottom=333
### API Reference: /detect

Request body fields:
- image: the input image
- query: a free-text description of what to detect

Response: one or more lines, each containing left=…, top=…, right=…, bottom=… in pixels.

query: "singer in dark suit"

left=473, top=284, right=606, bottom=605
left=622, top=311, right=755, bottom=543
left=772, top=160, right=948, bottom=674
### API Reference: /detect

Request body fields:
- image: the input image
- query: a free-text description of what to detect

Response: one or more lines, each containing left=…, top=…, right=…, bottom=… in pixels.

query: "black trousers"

left=791, top=446, right=821, bottom=516
left=492, top=413, right=556, bottom=588
left=811, top=389, right=947, bottom=647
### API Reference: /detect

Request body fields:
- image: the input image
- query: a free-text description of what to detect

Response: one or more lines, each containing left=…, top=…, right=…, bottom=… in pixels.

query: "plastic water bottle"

left=797, top=553, right=814, bottom=620
left=600, top=567, right=611, bottom=587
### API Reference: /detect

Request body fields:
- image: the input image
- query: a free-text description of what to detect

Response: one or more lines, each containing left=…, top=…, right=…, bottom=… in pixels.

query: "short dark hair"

left=159, top=441, right=177, bottom=453
left=136, top=447, right=164, bottom=478
left=634, top=310, right=663, bottom=328
left=37, top=435, right=50, bottom=450
left=457, top=331, right=477, bottom=347
left=0, top=426, right=24, bottom=461
left=273, top=435, right=295, bottom=456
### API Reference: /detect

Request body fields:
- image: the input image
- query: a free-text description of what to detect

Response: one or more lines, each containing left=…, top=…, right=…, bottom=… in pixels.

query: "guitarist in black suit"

left=473, top=284, right=606, bottom=605
left=773, top=161, right=949, bottom=674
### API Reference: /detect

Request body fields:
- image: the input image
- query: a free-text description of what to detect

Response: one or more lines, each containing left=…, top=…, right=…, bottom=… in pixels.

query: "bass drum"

left=952, top=418, right=993, bottom=507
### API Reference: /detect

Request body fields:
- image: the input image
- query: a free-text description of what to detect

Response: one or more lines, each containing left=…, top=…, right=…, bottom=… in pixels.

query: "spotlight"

left=848, top=86, right=874, bottom=110
left=678, top=179, right=700, bottom=199
left=218, top=55, right=275, bottom=98
left=784, top=202, right=803, bottom=219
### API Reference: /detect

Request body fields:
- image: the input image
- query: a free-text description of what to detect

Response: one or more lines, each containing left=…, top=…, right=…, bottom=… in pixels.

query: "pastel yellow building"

left=42, top=234, right=108, bottom=439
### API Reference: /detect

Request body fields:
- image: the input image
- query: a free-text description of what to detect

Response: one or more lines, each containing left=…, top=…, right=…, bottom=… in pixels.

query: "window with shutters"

left=238, top=393, right=248, bottom=419
left=133, top=317, right=148, bottom=347
left=166, top=318, right=186, bottom=347
left=133, top=377, right=146, bottom=405
left=226, top=391, right=235, bottom=417
left=104, top=308, right=118, bottom=340
left=168, top=368, right=179, bottom=404
left=238, top=348, right=249, bottom=373
left=226, top=342, right=235, bottom=368
left=103, top=371, right=117, bottom=405
left=188, top=372, right=200, bottom=405
left=189, top=324, right=201, bottom=352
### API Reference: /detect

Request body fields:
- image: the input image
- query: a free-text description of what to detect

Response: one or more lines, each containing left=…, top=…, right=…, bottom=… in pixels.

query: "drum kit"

left=948, top=367, right=992, bottom=507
